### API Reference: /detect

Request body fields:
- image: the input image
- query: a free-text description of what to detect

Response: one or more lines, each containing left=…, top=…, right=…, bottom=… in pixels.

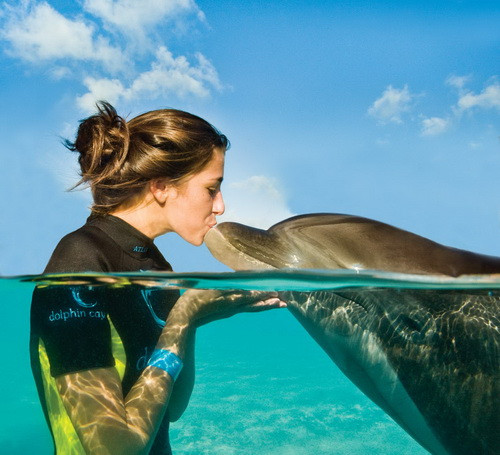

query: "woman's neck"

left=111, top=201, right=167, bottom=239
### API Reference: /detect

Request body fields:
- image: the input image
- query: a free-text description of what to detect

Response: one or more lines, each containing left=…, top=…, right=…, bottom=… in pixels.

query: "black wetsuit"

left=30, top=214, right=179, bottom=454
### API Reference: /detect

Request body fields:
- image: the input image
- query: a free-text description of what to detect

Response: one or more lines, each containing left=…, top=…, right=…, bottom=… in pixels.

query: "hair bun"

left=66, top=101, right=130, bottom=186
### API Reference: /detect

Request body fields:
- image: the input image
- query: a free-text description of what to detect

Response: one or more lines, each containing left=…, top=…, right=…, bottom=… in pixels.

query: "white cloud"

left=421, top=116, right=450, bottom=136
left=368, top=85, right=413, bottom=124
left=127, top=47, right=222, bottom=96
left=456, top=82, right=500, bottom=112
left=48, top=66, right=72, bottom=80
left=83, top=0, right=204, bottom=35
left=446, top=74, right=471, bottom=91
left=1, top=2, right=220, bottom=111
left=369, top=77, right=498, bottom=138
left=76, top=46, right=222, bottom=112
left=76, top=77, right=126, bottom=112
left=219, top=176, right=295, bottom=229
left=1, top=1, right=125, bottom=71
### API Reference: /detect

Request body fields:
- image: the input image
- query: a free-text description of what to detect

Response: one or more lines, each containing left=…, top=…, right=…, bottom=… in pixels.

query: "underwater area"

left=1, top=269, right=498, bottom=454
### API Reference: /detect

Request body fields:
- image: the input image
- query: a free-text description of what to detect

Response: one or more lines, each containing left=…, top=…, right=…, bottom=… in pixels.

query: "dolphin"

left=204, top=213, right=500, bottom=455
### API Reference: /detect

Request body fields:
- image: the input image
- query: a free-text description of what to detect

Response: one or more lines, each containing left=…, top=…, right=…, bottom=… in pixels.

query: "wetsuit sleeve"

left=32, top=286, right=114, bottom=377
left=32, top=228, right=119, bottom=377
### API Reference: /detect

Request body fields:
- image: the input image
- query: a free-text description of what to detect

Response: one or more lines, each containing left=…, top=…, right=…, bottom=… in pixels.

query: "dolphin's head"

left=204, top=214, right=374, bottom=271
left=205, top=213, right=500, bottom=275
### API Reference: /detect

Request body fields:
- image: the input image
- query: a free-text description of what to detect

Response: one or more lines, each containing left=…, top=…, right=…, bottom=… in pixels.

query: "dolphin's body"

left=204, top=214, right=500, bottom=455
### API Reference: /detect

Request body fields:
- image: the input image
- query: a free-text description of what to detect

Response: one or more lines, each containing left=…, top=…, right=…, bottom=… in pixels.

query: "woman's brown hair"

left=66, top=101, right=229, bottom=214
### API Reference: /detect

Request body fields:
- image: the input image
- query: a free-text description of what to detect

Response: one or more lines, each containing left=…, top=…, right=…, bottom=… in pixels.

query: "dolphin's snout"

left=204, top=224, right=221, bottom=245
left=203, top=222, right=281, bottom=270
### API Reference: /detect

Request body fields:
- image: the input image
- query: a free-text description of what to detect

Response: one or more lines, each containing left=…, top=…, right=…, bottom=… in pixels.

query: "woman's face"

left=165, top=148, right=225, bottom=246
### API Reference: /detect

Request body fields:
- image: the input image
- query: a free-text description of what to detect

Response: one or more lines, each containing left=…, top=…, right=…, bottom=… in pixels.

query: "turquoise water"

left=2, top=270, right=499, bottom=454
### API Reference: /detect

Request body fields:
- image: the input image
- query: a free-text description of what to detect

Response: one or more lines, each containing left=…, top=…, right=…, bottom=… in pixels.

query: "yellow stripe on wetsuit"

left=38, top=318, right=127, bottom=454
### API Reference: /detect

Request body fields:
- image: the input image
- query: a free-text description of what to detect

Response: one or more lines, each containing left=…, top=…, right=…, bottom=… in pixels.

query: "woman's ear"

left=149, top=179, right=175, bottom=204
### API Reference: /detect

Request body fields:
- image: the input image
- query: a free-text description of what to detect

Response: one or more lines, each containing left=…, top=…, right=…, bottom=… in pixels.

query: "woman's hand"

left=158, top=289, right=286, bottom=359
left=168, top=289, right=286, bottom=327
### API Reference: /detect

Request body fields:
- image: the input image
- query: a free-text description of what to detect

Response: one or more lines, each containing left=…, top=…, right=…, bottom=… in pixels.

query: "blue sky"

left=1, top=0, right=499, bottom=274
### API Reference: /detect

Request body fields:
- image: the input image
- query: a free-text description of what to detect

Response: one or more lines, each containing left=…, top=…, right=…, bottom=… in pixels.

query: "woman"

left=30, top=102, right=284, bottom=454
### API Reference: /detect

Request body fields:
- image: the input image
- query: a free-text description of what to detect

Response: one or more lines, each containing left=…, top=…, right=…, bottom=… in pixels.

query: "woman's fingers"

left=236, top=297, right=287, bottom=312
left=173, top=289, right=287, bottom=325
left=219, top=291, right=286, bottom=309
left=242, top=290, right=280, bottom=303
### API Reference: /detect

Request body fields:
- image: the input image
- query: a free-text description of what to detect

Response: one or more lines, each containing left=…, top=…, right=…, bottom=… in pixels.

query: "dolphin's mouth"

left=204, top=223, right=287, bottom=270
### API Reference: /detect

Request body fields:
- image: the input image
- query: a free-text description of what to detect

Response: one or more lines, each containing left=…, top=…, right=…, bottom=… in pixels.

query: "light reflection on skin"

left=55, top=288, right=285, bottom=454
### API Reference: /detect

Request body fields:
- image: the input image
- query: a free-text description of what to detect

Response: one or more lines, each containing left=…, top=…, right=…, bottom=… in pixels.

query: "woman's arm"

left=167, top=329, right=196, bottom=422
left=56, top=308, right=189, bottom=455
left=55, top=289, right=284, bottom=454
left=56, top=365, right=174, bottom=454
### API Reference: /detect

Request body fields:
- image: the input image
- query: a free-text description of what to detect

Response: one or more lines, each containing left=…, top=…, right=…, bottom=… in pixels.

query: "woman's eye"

left=208, top=187, right=218, bottom=197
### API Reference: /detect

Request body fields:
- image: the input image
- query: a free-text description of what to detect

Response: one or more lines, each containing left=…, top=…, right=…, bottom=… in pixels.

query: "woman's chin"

left=184, top=235, right=204, bottom=247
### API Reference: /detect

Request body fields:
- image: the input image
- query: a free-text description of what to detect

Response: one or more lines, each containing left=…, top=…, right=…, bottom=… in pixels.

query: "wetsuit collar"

left=87, top=214, right=157, bottom=260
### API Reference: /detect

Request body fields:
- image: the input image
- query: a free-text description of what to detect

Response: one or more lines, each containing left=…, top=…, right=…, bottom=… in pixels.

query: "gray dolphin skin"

left=204, top=214, right=500, bottom=455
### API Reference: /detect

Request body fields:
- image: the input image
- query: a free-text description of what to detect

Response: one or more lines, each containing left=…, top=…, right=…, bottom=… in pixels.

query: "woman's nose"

left=213, top=191, right=225, bottom=215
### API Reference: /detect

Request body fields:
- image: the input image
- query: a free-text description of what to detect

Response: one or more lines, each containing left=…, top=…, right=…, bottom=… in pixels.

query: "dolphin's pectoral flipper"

left=204, top=213, right=500, bottom=455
